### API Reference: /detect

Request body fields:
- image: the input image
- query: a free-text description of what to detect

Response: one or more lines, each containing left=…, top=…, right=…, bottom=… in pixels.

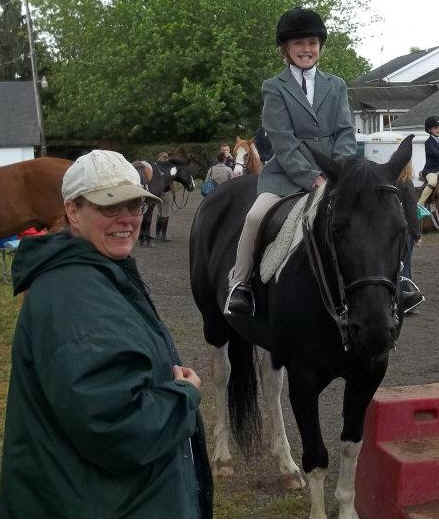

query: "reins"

left=172, top=188, right=190, bottom=211
left=302, top=184, right=404, bottom=352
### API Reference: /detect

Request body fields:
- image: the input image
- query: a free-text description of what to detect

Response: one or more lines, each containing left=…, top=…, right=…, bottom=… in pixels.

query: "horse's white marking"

left=257, top=349, right=305, bottom=487
left=307, top=467, right=328, bottom=518
left=334, top=440, right=362, bottom=519
left=233, top=146, right=246, bottom=177
left=211, top=343, right=303, bottom=485
left=212, top=343, right=233, bottom=475
left=170, top=166, right=177, bottom=176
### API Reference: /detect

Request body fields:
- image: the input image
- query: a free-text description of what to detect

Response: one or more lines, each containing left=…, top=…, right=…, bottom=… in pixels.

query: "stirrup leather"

left=224, top=282, right=256, bottom=316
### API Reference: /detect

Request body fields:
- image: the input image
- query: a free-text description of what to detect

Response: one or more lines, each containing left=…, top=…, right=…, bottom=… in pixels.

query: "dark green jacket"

left=0, top=233, right=210, bottom=518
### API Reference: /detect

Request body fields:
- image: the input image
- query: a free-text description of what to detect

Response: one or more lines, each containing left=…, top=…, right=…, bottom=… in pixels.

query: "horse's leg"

left=286, top=366, right=329, bottom=518
left=334, top=440, right=362, bottom=519
left=336, top=362, right=387, bottom=519
left=211, top=342, right=233, bottom=477
left=258, top=348, right=305, bottom=490
left=140, top=206, right=154, bottom=247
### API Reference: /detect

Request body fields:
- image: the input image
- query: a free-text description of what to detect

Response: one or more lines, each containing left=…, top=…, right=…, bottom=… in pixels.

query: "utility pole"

left=24, top=0, right=47, bottom=156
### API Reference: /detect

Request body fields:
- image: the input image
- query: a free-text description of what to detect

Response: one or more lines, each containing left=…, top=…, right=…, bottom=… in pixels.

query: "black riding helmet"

left=425, top=116, right=439, bottom=133
left=276, top=7, right=327, bottom=47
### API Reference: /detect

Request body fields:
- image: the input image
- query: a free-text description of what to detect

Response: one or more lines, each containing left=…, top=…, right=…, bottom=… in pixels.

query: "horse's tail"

left=227, top=327, right=262, bottom=458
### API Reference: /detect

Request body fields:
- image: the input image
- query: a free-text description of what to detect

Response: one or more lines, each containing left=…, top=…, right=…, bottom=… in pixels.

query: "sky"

left=355, top=0, right=439, bottom=68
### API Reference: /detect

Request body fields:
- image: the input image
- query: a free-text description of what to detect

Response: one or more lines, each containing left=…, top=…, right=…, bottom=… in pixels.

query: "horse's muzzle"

left=348, top=311, right=399, bottom=358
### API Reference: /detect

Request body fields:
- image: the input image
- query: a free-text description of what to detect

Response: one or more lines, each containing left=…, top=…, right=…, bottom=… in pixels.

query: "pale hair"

left=398, top=161, right=413, bottom=183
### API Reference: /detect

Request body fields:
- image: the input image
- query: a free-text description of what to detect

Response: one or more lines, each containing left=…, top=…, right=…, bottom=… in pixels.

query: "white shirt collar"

left=289, top=64, right=316, bottom=105
left=289, top=64, right=316, bottom=81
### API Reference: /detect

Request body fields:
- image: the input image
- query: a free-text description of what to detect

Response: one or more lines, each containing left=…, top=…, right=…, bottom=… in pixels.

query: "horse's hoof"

left=279, top=472, right=306, bottom=490
left=212, top=461, right=234, bottom=477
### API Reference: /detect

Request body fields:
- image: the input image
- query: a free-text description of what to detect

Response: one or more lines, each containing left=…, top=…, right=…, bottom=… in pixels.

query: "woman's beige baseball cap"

left=62, top=150, right=161, bottom=205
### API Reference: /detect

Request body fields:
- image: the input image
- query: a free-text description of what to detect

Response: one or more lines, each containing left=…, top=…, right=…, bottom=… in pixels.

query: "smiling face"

left=65, top=198, right=142, bottom=260
left=286, top=36, right=320, bottom=69
left=430, top=125, right=439, bottom=137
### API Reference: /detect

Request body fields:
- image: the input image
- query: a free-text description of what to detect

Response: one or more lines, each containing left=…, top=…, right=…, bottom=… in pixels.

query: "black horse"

left=190, top=135, right=414, bottom=517
left=138, top=153, right=195, bottom=247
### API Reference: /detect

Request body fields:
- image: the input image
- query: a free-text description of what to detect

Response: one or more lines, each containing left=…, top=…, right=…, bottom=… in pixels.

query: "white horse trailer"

left=356, top=132, right=427, bottom=187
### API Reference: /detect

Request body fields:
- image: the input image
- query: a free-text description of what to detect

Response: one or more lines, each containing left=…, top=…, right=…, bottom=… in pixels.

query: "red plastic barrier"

left=355, top=383, right=439, bottom=518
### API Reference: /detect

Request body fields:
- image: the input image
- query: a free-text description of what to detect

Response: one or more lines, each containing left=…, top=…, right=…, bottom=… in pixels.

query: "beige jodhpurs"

left=230, top=192, right=281, bottom=286
left=419, top=172, right=439, bottom=206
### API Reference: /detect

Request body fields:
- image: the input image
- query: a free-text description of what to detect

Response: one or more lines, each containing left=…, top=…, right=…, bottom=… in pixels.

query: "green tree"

left=0, top=0, right=30, bottom=80
left=32, top=0, right=373, bottom=141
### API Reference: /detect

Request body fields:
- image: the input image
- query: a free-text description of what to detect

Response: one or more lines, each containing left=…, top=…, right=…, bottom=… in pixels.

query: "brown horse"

left=0, top=157, right=72, bottom=239
left=232, top=136, right=263, bottom=177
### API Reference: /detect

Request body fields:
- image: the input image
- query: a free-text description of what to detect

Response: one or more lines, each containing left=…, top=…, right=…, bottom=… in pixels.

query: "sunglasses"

left=89, top=198, right=148, bottom=217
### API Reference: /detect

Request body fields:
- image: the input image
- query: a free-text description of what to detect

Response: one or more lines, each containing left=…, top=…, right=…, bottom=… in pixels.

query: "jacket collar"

left=278, top=66, right=332, bottom=119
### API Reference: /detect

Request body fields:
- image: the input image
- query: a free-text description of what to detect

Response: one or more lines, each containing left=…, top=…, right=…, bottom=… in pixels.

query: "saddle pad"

left=260, top=182, right=326, bottom=283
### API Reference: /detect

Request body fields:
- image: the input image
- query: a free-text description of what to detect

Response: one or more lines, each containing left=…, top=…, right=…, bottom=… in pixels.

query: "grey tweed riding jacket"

left=258, top=66, right=357, bottom=196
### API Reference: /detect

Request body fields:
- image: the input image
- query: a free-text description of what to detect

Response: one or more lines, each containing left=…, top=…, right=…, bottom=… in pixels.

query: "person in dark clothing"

left=253, top=126, right=274, bottom=163
left=418, top=115, right=439, bottom=208
left=397, top=161, right=424, bottom=314
left=0, top=150, right=213, bottom=518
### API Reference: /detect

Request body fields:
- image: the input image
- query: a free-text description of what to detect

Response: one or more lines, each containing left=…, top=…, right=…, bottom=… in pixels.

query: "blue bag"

left=200, top=169, right=217, bottom=197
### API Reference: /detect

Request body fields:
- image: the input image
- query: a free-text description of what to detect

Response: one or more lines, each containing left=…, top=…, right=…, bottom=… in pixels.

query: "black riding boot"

left=401, top=289, right=424, bottom=314
left=155, top=217, right=162, bottom=240
left=160, top=217, right=170, bottom=241
left=224, top=283, right=255, bottom=315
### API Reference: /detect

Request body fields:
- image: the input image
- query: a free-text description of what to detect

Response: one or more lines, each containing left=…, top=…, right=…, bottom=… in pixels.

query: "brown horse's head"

left=232, top=136, right=263, bottom=177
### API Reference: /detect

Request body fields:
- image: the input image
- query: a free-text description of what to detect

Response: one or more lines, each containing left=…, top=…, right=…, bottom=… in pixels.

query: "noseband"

left=303, top=184, right=405, bottom=352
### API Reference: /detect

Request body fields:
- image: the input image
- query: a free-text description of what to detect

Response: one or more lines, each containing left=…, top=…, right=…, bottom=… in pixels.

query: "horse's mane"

left=331, top=158, right=384, bottom=215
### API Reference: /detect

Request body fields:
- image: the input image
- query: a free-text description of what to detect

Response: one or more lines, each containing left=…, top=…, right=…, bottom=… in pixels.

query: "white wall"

left=0, top=147, right=35, bottom=167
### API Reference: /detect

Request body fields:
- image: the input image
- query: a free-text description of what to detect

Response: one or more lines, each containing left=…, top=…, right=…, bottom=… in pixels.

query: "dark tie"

left=302, top=72, right=307, bottom=96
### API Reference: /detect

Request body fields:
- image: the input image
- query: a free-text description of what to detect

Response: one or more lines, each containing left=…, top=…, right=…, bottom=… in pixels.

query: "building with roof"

left=0, top=81, right=40, bottom=166
left=349, top=47, right=439, bottom=134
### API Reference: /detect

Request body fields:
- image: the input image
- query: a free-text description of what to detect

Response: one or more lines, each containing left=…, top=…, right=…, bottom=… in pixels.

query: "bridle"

left=171, top=170, right=194, bottom=211
left=172, top=187, right=191, bottom=210
left=302, top=184, right=406, bottom=352
left=233, top=143, right=250, bottom=171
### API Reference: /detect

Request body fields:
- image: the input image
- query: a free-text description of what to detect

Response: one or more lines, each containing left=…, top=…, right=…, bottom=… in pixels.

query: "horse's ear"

left=307, top=147, right=339, bottom=182
left=386, top=134, right=414, bottom=181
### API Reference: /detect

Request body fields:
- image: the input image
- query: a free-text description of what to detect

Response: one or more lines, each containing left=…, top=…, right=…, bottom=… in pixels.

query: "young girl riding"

left=225, top=7, right=357, bottom=315
left=418, top=115, right=439, bottom=209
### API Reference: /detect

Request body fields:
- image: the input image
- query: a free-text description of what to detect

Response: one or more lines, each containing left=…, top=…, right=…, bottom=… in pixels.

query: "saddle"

left=255, top=184, right=326, bottom=284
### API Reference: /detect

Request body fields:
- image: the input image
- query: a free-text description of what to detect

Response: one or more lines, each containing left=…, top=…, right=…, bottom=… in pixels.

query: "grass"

left=0, top=252, right=21, bottom=452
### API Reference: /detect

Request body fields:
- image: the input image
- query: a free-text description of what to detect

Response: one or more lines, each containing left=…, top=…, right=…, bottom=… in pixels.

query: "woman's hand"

left=173, top=365, right=201, bottom=389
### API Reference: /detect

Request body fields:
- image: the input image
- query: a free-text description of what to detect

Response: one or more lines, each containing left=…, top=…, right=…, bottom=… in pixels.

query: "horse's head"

left=168, top=148, right=195, bottom=192
left=233, top=136, right=263, bottom=177
left=310, top=135, right=414, bottom=361
left=172, top=164, right=195, bottom=192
